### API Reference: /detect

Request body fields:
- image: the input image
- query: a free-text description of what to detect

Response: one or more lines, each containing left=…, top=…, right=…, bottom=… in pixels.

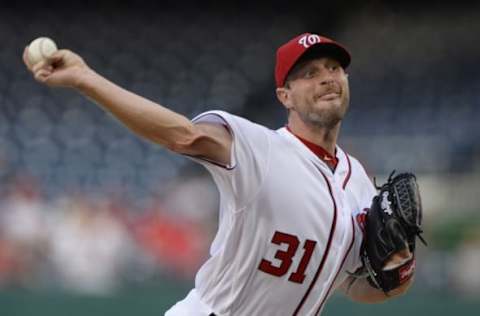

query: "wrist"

left=74, top=66, right=98, bottom=92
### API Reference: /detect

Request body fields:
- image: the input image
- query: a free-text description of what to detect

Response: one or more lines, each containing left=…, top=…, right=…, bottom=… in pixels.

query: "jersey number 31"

left=258, top=231, right=317, bottom=284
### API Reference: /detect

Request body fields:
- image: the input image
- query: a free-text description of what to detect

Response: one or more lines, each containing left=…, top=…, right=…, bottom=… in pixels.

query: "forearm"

left=24, top=48, right=231, bottom=163
left=76, top=68, right=195, bottom=150
left=341, top=276, right=413, bottom=303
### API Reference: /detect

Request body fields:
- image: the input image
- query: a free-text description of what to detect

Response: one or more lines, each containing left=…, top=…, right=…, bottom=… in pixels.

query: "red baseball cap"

left=275, top=33, right=351, bottom=87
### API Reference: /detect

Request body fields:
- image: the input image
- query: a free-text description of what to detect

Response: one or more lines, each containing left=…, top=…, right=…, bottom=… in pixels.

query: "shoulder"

left=345, top=153, right=377, bottom=197
left=347, top=155, right=370, bottom=178
left=341, top=151, right=374, bottom=186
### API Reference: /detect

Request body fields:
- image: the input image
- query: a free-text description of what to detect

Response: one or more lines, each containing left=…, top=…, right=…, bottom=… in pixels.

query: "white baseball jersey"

left=165, top=111, right=376, bottom=316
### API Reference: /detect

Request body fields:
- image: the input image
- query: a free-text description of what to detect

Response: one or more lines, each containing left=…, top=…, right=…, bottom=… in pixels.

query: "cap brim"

left=299, top=43, right=351, bottom=69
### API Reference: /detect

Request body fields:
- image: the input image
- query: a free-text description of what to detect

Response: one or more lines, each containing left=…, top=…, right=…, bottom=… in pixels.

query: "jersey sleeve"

left=189, top=110, right=271, bottom=212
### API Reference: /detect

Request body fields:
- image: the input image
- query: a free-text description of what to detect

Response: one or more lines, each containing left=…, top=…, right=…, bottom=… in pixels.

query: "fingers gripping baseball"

left=23, top=46, right=89, bottom=88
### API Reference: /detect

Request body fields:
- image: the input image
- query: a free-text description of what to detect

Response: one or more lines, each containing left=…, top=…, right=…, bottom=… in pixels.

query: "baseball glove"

left=360, top=171, right=426, bottom=293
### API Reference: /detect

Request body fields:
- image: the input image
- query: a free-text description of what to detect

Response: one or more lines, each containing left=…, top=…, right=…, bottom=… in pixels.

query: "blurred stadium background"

left=1, top=0, right=479, bottom=315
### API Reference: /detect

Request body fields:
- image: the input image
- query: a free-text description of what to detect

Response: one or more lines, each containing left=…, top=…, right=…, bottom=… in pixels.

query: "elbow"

left=166, top=139, right=193, bottom=154
left=163, top=125, right=200, bottom=155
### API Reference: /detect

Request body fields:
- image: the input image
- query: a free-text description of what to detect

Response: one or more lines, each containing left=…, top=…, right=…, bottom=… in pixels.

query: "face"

left=277, top=57, right=350, bottom=129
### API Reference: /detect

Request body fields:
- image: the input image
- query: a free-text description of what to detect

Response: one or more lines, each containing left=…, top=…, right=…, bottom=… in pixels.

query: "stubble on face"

left=293, top=82, right=350, bottom=130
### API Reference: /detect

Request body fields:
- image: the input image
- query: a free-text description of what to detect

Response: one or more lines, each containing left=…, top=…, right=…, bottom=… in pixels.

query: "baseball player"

left=23, top=32, right=422, bottom=315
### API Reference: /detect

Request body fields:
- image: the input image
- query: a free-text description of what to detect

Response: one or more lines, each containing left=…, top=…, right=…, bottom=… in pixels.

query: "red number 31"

left=258, top=231, right=317, bottom=284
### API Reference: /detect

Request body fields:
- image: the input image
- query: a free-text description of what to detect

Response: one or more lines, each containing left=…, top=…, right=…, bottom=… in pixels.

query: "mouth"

left=320, top=92, right=340, bottom=100
left=316, top=92, right=341, bottom=101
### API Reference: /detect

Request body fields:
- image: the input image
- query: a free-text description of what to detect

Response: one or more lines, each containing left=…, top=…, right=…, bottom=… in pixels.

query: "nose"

left=318, top=67, right=336, bottom=86
left=320, top=76, right=336, bottom=88
left=320, top=78, right=335, bottom=87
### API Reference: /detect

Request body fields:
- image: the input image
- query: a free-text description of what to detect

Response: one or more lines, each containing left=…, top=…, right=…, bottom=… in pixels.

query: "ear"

left=276, top=87, right=293, bottom=110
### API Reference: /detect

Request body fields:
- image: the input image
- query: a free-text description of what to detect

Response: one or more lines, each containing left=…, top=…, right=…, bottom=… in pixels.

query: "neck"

left=287, top=113, right=340, bottom=156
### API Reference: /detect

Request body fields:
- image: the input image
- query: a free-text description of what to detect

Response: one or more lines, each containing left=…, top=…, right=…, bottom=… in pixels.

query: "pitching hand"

left=23, top=48, right=91, bottom=89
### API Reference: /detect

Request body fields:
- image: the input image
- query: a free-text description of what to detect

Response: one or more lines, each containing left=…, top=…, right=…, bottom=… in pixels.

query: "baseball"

left=27, top=37, right=58, bottom=65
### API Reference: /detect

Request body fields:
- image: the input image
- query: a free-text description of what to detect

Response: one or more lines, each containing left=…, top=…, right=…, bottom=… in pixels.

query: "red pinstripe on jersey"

left=292, top=167, right=337, bottom=316
left=315, top=216, right=356, bottom=315
left=342, top=152, right=352, bottom=189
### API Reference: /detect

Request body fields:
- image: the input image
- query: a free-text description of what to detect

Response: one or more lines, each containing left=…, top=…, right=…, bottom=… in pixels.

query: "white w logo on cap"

left=298, top=34, right=321, bottom=48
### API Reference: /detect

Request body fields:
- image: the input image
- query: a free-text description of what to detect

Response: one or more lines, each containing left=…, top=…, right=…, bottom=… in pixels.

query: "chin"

left=307, top=103, right=348, bottom=127
left=314, top=99, right=343, bottom=114
left=302, top=110, right=342, bottom=129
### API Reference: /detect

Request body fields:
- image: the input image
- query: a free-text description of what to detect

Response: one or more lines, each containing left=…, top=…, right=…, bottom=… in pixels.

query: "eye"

left=303, top=69, right=318, bottom=78
left=328, top=64, right=339, bottom=72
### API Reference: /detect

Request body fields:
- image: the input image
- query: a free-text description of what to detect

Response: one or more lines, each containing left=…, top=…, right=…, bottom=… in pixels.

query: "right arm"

left=23, top=48, right=232, bottom=165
